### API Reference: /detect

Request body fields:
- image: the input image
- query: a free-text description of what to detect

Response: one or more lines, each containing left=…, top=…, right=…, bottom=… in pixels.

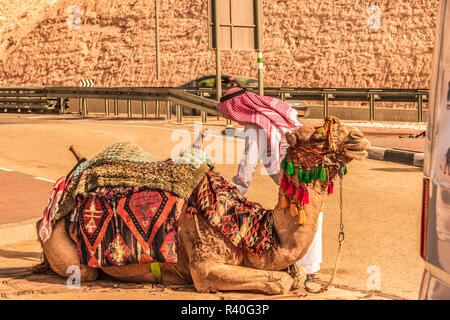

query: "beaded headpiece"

left=279, top=116, right=347, bottom=224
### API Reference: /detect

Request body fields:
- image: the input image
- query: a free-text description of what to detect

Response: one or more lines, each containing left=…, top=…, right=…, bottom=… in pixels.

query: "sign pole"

left=214, top=0, right=222, bottom=102
left=214, top=0, right=230, bottom=126
left=255, top=0, right=264, bottom=96
left=155, top=0, right=160, bottom=80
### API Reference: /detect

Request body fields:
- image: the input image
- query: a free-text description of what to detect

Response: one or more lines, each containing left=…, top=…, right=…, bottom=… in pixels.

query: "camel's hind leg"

left=190, top=261, right=293, bottom=295
left=41, top=220, right=98, bottom=281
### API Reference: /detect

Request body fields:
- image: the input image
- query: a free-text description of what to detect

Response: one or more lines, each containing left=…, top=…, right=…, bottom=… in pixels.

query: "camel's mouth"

left=343, top=136, right=370, bottom=160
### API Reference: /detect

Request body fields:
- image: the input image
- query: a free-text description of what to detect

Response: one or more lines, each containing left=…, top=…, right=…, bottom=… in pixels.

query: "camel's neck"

left=246, top=183, right=326, bottom=270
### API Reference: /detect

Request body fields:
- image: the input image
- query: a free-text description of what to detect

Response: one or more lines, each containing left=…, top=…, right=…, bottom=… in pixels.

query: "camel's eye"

left=311, top=132, right=327, bottom=142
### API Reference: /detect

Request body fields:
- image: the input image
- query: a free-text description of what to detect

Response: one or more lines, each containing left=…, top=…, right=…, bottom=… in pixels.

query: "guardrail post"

left=199, top=91, right=207, bottom=123
left=166, top=101, right=172, bottom=120
left=105, top=99, right=110, bottom=116
left=176, top=104, right=182, bottom=123
left=323, top=94, right=329, bottom=117
left=82, top=98, right=88, bottom=116
left=142, top=100, right=147, bottom=118
left=418, top=95, right=423, bottom=122
left=369, top=94, right=375, bottom=121
left=201, top=111, right=207, bottom=123
left=114, top=99, right=119, bottom=116
left=127, top=100, right=132, bottom=118
left=155, top=100, right=160, bottom=118
left=59, top=98, right=65, bottom=114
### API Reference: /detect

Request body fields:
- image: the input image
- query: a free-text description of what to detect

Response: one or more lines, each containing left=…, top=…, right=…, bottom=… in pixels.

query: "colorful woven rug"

left=76, top=186, right=179, bottom=267
left=187, top=171, right=275, bottom=257
left=55, top=144, right=211, bottom=221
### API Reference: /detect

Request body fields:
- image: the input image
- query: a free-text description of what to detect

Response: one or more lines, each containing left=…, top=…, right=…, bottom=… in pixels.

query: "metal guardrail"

left=0, top=86, right=429, bottom=122
left=189, top=87, right=429, bottom=122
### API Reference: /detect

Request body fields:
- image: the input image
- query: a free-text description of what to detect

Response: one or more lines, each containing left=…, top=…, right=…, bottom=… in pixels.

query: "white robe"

left=296, top=211, right=323, bottom=274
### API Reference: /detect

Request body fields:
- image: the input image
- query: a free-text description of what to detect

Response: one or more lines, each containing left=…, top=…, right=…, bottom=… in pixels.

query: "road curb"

left=368, top=146, right=424, bottom=167
left=0, top=219, right=39, bottom=247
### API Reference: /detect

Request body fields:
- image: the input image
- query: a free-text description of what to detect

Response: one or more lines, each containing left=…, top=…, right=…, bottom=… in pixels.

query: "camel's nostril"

left=345, top=137, right=370, bottom=152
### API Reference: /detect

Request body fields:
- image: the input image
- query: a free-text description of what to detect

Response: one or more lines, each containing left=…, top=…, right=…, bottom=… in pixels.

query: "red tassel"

left=288, top=181, right=295, bottom=196
left=281, top=175, right=288, bottom=191
left=302, top=188, right=309, bottom=204
left=327, top=181, right=334, bottom=194
left=297, top=188, right=304, bottom=203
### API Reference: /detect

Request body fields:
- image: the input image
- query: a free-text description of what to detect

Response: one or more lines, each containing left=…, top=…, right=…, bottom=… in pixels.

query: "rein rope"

left=279, top=116, right=347, bottom=294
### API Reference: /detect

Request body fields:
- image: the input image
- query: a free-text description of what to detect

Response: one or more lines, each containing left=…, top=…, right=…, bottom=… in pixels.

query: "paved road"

left=0, top=114, right=425, bottom=299
left=0, top=169, right=52, bottom=225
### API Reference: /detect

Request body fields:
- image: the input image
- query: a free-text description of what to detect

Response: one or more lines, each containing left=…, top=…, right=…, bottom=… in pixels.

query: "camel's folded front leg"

left=190, top=261, right=293, bottom=295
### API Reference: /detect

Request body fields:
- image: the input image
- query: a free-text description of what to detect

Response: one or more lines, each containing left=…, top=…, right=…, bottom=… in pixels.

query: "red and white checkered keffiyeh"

left=218, top=87, right=302, bottom=172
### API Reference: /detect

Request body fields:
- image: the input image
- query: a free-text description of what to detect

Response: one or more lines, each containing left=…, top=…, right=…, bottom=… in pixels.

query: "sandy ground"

left=0, top=114, right=425, bottom=299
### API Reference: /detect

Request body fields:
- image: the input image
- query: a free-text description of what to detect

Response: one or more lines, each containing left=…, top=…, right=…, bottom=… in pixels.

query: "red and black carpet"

left=76, top=187, right=179, bottom=267
left=187, top=171, right=275, bottom=257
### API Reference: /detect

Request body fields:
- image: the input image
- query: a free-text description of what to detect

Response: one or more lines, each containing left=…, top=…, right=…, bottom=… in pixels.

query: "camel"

left=37, top=120, right=370, bottom=295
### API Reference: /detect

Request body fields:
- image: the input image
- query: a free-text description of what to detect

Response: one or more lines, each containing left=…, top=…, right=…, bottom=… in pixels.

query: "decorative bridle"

left=279, top=116, right=347, bottom=225
left=279, top=116, right=350, bottom=294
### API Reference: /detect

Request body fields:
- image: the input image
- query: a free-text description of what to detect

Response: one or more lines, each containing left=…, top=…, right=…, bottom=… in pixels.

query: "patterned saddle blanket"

left=55, top=142, right=212, bottom=222
left=39, top=142, right=213, bottom=266
left=76, top=186, right=179, bottom=267
left=187, top=171, right=276, bottom=257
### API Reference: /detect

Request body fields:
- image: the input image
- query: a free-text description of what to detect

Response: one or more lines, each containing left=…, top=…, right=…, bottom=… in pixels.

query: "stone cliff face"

left=0, top=0, right=439, bottom=88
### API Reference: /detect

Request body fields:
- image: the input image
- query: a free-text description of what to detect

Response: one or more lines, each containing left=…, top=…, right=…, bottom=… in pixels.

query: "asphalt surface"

left=0, top=169, right=52, bottom=225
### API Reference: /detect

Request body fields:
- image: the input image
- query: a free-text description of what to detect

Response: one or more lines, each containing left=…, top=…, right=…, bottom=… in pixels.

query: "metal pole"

left=78, top=97, right=81, bottom=114
left=83, top=98, right=88, bottom=116
left=155, top=0, right=160, bottom=80
left=59, top=98, right=65, bottom=114
left=201, top=111, right=207, bottom=123
left=323, top=94, right=329, bottom=117
left=200, top=92, right=207, bottom=123
left=105, top=99, right=109, bottom=116
left=255, top=0, right=264, bottom=96
left=142, top=100, right=147, bottom=118
left=176, top=104, right=182, bottom=123
left=213, top=0, right=222, bottom=105
left=166, top=100, right=172, bottom=120
left=369, top=94, right=375, bottom=121
left=155, top=101, right=160, bottom=118
left=127, top=100, right=132, bottom=118
left=114, top=99, right=119, bottom=116
left=418, top=95, right=423, bottom=122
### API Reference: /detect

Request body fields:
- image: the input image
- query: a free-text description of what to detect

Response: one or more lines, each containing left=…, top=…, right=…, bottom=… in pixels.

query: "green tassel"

left=312, top=165, right=319, bottom=180
left=298, top=167, right=303, bottom=182
left=344, top=164, right=348, bottom=175
left=304, top=168, right=311, bottom=184
left=281, top=158, right=287, bottom=170
left=287, top=161, right=294, bottom=175
left=320, top=166, right=326, bottom=181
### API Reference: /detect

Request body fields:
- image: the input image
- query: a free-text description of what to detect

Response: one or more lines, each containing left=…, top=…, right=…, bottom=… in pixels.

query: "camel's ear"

left=285, top=132, right=297, bottom=147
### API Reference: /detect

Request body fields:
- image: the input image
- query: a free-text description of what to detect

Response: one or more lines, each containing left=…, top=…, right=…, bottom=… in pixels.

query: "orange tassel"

left=281, top=194, right=289, bottom=209
left=297, top=208, right=307, bottom=225
left=290, top=201, right=298, bottom=217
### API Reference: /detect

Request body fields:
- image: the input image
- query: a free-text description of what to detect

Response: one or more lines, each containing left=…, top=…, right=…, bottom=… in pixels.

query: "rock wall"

left=0, top=0, right=440, bottom=88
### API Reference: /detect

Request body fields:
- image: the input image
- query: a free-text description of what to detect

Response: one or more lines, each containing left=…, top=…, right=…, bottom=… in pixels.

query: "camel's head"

left=279, top=117, right=370, bottom=223
left=285, top=118, right=370, bottom=164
